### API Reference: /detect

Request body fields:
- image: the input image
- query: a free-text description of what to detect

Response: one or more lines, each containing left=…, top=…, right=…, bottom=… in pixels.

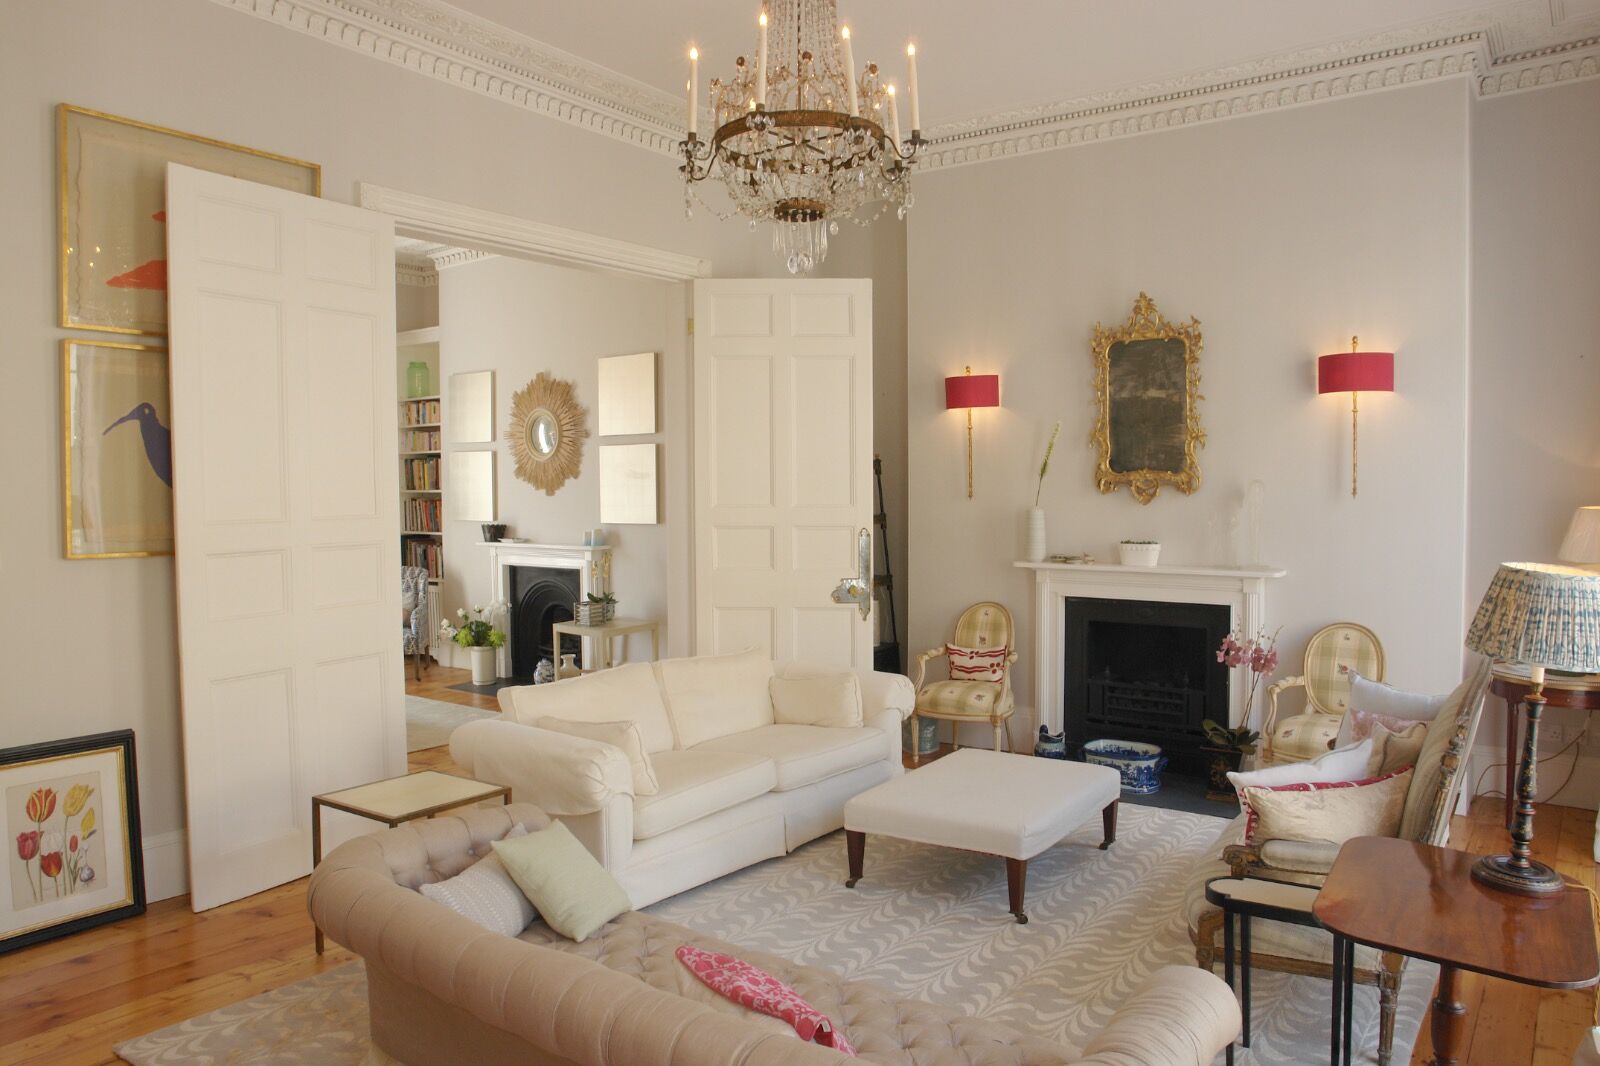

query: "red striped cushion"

left=1239, top=765, right=1413, bottom=844
left=947, top=643, right=1006, bottom=683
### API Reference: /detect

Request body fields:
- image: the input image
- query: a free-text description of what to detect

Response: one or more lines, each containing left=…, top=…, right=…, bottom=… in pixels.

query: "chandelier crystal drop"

left=680, top=0, right=924, bottom=274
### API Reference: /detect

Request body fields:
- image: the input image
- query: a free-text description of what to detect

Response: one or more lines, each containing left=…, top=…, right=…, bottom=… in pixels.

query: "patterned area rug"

left=405, top=694, right=495, bottom=752
left=115, top=806, right=1431, bottom=1065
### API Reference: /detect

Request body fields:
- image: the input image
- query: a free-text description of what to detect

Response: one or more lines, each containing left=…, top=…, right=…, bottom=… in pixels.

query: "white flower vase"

left=467, top=645, right=497, bottom=686
left=1025, top=507, right=1047, bottom=563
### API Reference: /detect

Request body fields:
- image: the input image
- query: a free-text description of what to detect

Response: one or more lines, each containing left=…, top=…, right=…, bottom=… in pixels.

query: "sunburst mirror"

left=507, top=372, right=588, bottom=495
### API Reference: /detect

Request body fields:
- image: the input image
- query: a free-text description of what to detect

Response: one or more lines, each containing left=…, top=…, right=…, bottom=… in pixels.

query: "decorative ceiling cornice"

left=211, top=0, right=1600, bottom=171
left=394, top=236, right=491, bottom=286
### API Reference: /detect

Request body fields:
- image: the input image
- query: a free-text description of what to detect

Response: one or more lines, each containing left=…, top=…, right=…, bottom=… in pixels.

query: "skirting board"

left=1464, top=746, right=1600, bottom=814
left=142, top=829, right=189, bottom=903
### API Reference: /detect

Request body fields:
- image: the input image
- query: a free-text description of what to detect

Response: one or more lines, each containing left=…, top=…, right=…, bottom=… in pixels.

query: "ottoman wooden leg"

left=1100, top=800, right=1118, bottom=850
left=1006, top=857, right=1028, bottom=924
left=845, top=830, right=865, bottom=887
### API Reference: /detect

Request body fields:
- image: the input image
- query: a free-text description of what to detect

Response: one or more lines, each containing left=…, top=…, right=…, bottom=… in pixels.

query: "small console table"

left=552, top=616, right=660, bottom=671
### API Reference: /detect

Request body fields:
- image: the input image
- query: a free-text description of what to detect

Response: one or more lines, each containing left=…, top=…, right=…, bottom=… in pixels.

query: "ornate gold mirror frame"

left=507, top=372, right=589, bottom=495
left=1091, top=292, right=1204, bottom=504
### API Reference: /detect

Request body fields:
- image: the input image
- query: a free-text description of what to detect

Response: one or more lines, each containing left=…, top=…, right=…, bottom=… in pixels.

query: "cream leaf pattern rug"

left=405, top=694, right=495, bottom=752
left=116, top=805, right=1430, bottom=1065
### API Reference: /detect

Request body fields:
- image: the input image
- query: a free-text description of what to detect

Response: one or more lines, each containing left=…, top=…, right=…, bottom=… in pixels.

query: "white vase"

left=468, top=645, right=497, bottom=685
left=1025, top=507, right=1047, bottom=563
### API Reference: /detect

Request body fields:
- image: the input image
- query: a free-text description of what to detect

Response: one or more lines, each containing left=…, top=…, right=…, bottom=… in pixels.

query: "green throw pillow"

left=492, top=820, right=631, bottom=942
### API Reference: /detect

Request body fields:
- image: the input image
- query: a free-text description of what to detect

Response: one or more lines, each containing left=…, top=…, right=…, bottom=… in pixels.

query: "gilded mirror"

left=507, top=372, right=588, bottom=495
left=1090, top=292, right=1204, bottom=504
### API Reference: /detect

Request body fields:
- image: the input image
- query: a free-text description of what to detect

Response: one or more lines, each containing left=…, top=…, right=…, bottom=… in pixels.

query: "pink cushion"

left=1345, top=707, right=1427, bottom=744
left=676, top=945, right=856, bottom=1055
left=947, top=643, right=1006, bottom=682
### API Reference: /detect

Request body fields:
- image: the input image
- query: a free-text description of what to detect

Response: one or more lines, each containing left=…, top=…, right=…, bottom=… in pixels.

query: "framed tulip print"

left=1, top=731, right=144, bottom=954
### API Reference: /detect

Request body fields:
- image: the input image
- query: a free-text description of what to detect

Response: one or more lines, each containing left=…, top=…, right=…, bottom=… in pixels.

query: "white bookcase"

left=398, top=327, right=443, bottom=652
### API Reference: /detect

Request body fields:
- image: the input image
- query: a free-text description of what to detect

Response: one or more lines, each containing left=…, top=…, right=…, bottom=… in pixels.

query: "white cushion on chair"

left=1227, top=738, right=1373, bottom=794
left=918, top=679, right=1007, bottom=717
left=693, top=724, right=886, bottom=791
left=631, top=749, right=776, bottom=840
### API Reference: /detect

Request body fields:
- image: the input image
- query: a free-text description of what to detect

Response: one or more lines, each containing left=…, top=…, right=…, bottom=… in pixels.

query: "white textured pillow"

left=1227, top=737, right=1374, bottom=795
left=1334, top=672, right=1449, bottom=747
left=419, top=825, right=535, bottom=936
left=537, top=717, right=659, bottom=796
left=769, top=672, right=863, bottom=728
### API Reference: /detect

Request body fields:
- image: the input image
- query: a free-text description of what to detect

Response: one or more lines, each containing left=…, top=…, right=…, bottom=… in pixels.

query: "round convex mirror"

left=529, top=411, right=559, bottom=458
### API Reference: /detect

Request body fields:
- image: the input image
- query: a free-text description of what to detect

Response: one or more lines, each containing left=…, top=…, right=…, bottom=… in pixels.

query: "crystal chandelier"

left=679, top=1, right=924, bottom=274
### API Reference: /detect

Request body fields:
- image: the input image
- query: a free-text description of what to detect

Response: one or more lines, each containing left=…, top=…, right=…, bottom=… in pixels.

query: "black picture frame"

left=1, top=730, right=144, bottom=954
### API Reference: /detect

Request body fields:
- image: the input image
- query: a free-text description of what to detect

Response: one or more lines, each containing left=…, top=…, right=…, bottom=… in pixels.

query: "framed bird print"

left=62, top=340, right=173, bottom=558
left=58, top=104, right=321, bottom=335
left=1, top=730, right=144, bottom=954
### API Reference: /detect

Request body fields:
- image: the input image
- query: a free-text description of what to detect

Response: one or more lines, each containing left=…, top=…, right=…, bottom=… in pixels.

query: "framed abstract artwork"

left=58, top=104, right=321, bottom=335
left=599, top=443, right=659, bottom=524
left=597, top=352, right=657, bottom=436
left=63, top=339, right=173, bottom=558
left=1, top=730, right=145, bottom=955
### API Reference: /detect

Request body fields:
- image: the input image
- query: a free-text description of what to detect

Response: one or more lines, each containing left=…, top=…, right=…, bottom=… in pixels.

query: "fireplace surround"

left=483, top=541, right=612, bottom=679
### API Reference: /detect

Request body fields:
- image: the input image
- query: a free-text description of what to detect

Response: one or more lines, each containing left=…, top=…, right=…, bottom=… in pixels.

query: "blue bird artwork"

left=104, top=402, right=172, bottom=487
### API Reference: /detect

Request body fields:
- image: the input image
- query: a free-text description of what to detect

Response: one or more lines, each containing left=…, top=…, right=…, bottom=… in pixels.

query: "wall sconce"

left=1317, top=336, right=1394, bottom=497
left=944, top=366, right=1000, bottom=499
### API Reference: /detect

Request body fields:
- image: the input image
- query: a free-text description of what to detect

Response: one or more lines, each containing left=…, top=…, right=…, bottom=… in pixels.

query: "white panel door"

left=692, top=279, right=873, bottom=669
left=165, top=163, right=402, bottom=911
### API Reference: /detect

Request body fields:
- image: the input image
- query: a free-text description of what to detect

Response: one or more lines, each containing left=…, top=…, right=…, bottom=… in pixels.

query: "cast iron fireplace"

left=509, top=566, right=582, bottom=679
left=1062, top=597, right=1230, bottom=776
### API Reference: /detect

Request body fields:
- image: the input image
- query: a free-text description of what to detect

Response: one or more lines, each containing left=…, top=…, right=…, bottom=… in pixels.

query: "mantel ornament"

left=1090, top=292, right=1205, bottom=505
left=507, top=372, right=588, bottom=495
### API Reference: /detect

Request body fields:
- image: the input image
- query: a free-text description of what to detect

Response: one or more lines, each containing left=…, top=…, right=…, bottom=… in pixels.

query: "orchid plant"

left=1203, top=627, right=1282, bottom=747
left=440, top=604, right=507, bottom=649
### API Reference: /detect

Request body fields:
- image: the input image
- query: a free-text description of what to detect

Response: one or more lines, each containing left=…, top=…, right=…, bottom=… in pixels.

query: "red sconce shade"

left=945, top=372, right=1000, bottom=409
left=1317, top=350, right=1394, bottom=395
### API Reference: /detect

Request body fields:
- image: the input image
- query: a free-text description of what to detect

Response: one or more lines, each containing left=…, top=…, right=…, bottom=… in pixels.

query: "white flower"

left=473, top=605, right=484, bottom=614
left=456, top=608, right=467, bottom=618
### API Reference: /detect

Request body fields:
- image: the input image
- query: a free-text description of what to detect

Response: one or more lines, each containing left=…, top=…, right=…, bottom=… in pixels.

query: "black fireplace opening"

left=1063, top=597, right=1230, bottom=777
left=509, top=566, right=583, bottom=679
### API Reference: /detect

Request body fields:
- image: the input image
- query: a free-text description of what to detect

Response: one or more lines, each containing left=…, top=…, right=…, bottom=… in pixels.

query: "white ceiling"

left=442, top=0, right=1560, bottom=126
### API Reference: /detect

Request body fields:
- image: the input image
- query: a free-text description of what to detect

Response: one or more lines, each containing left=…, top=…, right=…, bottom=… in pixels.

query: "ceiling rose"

left=678, top=0, right=924, bottom=274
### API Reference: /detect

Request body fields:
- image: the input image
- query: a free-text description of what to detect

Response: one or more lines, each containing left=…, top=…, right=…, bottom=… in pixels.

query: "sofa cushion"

left=632, top=749, right=778, bottom=841
left=418, top=824, right=535, bottom=936
left=538, top=716, right=660, bottom=796
left=493, top=820, right=632, bottom=943
left=769, top=672, right=863, bottom=729
left=694, top=725, right=887, bottom=792
left=657, top=649, right=776, bottom=748
left=498, top=662, right=676, bottom=754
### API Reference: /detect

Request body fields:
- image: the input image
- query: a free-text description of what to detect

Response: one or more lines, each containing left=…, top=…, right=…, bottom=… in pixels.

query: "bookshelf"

left=400, top=394, right=443, bottom=580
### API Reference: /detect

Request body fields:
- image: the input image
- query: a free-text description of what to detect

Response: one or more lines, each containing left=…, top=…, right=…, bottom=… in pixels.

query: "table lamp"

left=1559, top=506, right=1600, bottom=571
left=944, top=366, right=1000, bottom=499
left=1317, top=336, right=1394, bottom=497
left=1464, top=561, right=1600, bottom=894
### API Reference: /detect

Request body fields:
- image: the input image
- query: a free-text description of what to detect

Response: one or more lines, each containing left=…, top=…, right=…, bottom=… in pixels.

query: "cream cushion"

left=418, top=825, right=534, bottom=936
left=844, top=748, right=1119, bottom=860
left=493, top=820, right=632, bottom=943
left=694, top=724, right=887, bottom=791
left=632, top=749, right=777, bottom=840
left=538, top=716, right=660, bottom=797
left=1334, top=671, right=1449, bottom=748
left=1243, top=768, right=1412, bottom=847
left=768, top=672, right=863, bottom=729
left=1227, top=738, right=1373, bottom=793
left=1366, top=720, right=1428, bottom=776
left=658, top=649, right=776, bottom=748
left=499, top=661, right=677, bottom=754
left=917, top=678, right=1007, bottom=717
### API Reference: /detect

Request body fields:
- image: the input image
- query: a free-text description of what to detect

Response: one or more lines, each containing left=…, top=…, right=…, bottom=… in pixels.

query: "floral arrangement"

left=440, top=604, right=506, bottom=649
left=1208, top=627, right=1281, bottom=741
left=1033, top=421, right=1061, bottom=507
left=15, top=783, right=98, bottom=902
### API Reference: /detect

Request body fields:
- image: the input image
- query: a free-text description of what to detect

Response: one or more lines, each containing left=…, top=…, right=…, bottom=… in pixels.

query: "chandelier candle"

left=887, top=85, right=901, bottom=148
left=907, top=44, right=920, bottom=133
left=687, top=47, right=699, bottom=135
left=841, top=26, right=858, bottom=115
left=756, top=10, right=768, bottom=107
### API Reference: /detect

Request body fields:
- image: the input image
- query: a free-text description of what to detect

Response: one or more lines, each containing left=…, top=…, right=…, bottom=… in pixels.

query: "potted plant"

left=1025, top=421, right=1061, bottom=563
left=441, top=605, right=506, bottom=686
left=574, top=592, right=617, bottom=626
left=1202, top=628, right=1281, bottom=797
left=1199, top=719, right=1261, bottom=799
left=1118, top=539, right=1161, bottom=567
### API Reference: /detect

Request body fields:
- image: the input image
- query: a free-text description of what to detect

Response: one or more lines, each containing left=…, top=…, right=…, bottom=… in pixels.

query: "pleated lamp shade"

left=1465, top=562, right=1600, bottom=672
left=1558, top=506, right=1600, bottom=566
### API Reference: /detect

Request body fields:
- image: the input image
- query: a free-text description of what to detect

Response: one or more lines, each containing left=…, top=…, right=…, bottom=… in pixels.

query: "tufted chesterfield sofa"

left=309, top=802, right=1241, bottom=1066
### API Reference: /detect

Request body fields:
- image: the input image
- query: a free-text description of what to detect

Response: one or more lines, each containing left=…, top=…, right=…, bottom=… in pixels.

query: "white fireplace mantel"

left=482, top=541, right=613, bottom=676
left=1014, top=560, right=1287, bottom=733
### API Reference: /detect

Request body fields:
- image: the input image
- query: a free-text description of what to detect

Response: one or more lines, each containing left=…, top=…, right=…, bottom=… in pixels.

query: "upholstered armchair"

left=1262, top=622, right=1385, bottom=764
left=1188, top=658, right=1491, bottom=1066
left=910, top=601, right=1016, bottom=765
left=401, top=565, right=431, bottom=681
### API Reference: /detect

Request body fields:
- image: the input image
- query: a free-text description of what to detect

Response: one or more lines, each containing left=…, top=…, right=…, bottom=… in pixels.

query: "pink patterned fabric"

left=1239, top=766, right=1411, bottom=844
left=947, top=642, right=1007, bottom=682
left=675, top=944, right=857, bottom=1055
left=1345, top=707, right=1428, bottom=744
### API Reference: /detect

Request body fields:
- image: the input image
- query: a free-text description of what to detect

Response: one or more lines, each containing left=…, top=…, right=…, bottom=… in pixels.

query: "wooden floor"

left=1, top=665, right=1594, bottom=1066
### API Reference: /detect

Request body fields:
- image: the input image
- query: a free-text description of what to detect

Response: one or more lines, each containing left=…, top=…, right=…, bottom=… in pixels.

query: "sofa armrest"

left=861, top=670, right=915, bottom=722
left=1079, top=965, right=1240, bottom=1066
left=449, top=719, right=634, bottom=818
left=1221, top=838, right=1339, bottom=878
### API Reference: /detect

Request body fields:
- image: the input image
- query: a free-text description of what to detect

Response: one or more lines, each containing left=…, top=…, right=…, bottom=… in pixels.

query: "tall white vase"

left=1025, top=507, right=1047, bottom=563
left=468, top=645, right=496, bottom=686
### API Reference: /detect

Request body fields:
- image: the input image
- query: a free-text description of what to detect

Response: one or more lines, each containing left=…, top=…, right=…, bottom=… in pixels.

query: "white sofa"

left=450, top=649, right=915, bottom=908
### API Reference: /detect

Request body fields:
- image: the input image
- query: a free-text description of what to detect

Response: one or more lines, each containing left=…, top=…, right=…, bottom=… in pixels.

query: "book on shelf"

left=403, top=456, right=441, bottom=491
left=400, top=398, right=442, bottom=426
left=401, top=537, right=442, bottom=579
left=402, top=428, right=440, bottom=452
left=402, top=496, right=442, bottom=532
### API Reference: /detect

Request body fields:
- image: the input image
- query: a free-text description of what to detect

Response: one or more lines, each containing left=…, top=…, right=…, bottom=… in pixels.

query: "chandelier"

left=679, top=0, right=924, bottom=274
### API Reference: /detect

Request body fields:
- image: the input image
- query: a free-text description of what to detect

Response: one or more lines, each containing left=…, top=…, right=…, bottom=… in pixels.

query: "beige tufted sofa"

left=310, top=803, right=1241, bottom=1066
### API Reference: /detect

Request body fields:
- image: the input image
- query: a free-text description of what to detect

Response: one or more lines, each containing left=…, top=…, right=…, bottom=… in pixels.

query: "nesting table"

left=1204, top=875, right=1324, bottom=1066
left=551, top=615, right=660, bottom=671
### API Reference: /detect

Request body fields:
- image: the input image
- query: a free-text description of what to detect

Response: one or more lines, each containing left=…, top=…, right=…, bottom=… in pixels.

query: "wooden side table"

left=1314, top=836, right=1598, bottom=1066
left=552, top=616, right=660, bottom=671
left=1490, top=663, right=1600, bottom=832
left=311, top=770, right=510, bottom=953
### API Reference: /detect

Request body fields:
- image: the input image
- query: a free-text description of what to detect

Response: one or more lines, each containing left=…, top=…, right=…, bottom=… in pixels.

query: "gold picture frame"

left=58, top=104, right=321, bottom=336
left=1091, top=292, right=1205, bottom=504
left=507, top=373, right=589, bottom=495
left=62, top=339, right=173, bottom=559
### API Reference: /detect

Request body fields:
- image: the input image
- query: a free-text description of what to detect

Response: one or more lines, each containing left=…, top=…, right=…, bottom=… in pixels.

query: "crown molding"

left=211, top=0, right=1600, bottom=171
left=395, top=258, right=437, bottom=287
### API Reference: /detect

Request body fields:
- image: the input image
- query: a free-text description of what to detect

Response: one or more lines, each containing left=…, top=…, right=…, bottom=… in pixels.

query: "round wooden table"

left=1490, top=662, right=1600, bottom=834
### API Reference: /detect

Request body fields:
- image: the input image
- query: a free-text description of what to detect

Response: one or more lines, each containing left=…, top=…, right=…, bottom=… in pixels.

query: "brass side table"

left=311, top=770, right=510, bottom=952
left=551, top=616, right=660, bottom=671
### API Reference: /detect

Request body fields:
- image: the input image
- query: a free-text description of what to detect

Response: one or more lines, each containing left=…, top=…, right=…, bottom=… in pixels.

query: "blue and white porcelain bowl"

left=1083, top=739, right=1169, bottom=795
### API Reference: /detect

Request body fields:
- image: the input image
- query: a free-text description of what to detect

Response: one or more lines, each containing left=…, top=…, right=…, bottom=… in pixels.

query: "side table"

left=1490, top=662, right=1599, bottom=834
left=1204, top=876, right=1323, bottom=1066
left=551, top=615, right=660, bottom=671
left=1314, top=836, right=1598, bottom=1066
left=311, top=770, right=510, bottom=953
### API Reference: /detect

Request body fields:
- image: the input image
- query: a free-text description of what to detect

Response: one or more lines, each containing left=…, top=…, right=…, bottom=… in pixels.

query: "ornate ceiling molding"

left=394, top=236, right=491, bottom=286
left=211, top=0, right=1600, bottom=171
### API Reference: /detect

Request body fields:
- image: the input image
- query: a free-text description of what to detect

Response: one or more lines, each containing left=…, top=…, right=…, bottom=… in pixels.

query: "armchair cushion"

left=1240, top=766, right=1411, bottom=846
left=1258, top=837, right=1341, bottom=876
left=538, top=717, right=660, bottom=797
left=1335, top=671, right=1448, bottom=747
left=946, top=642, right=1007, bottom=682
left=1227, top=737, right=1373, bottom=793
left=768, top=672, right=862, bottom=729
left=917, top=679, right=1011, bottom=718
left=1367, top=720, right=1428, bottom=776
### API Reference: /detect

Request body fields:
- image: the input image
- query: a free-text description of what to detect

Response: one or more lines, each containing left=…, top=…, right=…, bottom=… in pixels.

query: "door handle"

left=830, top=528, right=873, bottom=620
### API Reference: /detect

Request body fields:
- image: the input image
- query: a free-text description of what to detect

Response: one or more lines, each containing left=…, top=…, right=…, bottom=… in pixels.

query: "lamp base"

left=1470, top=853, right=1565, bottom=896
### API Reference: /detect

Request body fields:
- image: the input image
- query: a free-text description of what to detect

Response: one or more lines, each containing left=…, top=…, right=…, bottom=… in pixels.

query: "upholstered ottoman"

left=843, top=748, right=1121, bottom=923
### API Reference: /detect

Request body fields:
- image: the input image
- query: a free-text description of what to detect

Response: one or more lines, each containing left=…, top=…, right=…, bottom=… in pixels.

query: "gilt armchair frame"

left=1262, top=621, right=1385, bottom=763
left=910, top=601, right=1017, bottom=765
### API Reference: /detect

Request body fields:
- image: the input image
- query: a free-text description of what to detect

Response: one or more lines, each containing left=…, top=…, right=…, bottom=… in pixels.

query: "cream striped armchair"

left=910, top=601, right=1017, bottom=765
